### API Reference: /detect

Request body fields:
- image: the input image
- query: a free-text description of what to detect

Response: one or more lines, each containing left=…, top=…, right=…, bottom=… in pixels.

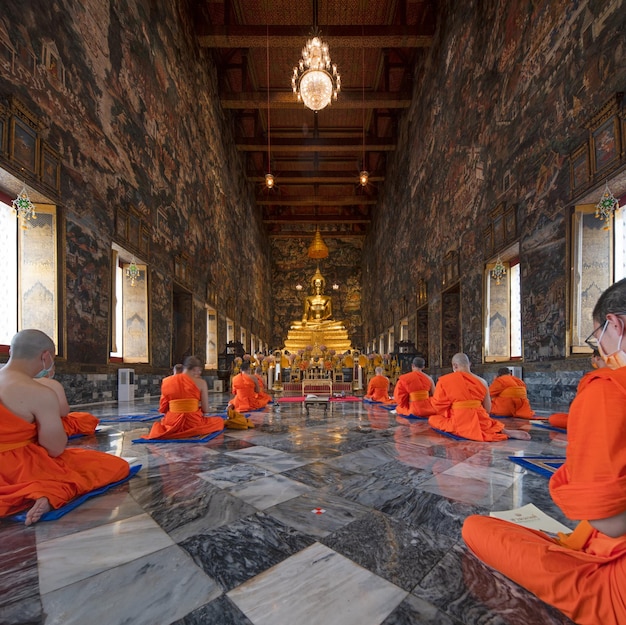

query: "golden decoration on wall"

left=491, top=257, right=507, bottom=285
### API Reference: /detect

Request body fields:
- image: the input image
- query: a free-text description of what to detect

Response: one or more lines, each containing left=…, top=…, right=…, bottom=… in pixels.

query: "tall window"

left=400, top=318, right=408, bottom=341
left=226, top=318, right=234, bottom=344
left=110, top=245, right=148, bottom=363
left=484, top=249, right=522, bottom=361
left=0, top=199, right=58, bottom=347
left=387, top=327, right=395, bottom=354
left=379, top=335, right=385, bottom=355
left=240, top=327, right=247, bottom=352
left=571, top=202, right=626, bottom=352
left=206, top=306, right=217, bottom=369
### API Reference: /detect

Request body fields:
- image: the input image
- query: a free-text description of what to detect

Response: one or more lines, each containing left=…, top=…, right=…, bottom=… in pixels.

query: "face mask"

left=34, top=353, right=55, bottom=379
left=598, top=318, right=626, bottom=370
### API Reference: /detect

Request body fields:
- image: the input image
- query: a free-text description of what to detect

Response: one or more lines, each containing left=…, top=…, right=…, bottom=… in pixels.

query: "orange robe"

left=231, top=373, right=269, bottom=412
left=489, top=375, right=535, bottom=418
left=462, top=367, right=626, bottom=625
left=364, top=375, right=394, bottom=403
left=429, top=371, right=507, bottom=441
left=254, top=374, right=273, bottom=405
left=62, top=412, right=100, bottom=436
left=548, top=412, right=568, bottom=429
left=0, top=404, right=130, bottom=517
left=393, top=370, right=435, bottom=417
left=147, top=374, right=224, bottom=439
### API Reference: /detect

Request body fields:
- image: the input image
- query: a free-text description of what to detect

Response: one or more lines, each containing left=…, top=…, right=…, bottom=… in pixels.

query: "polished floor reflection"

left=0, top=395, right=576, bottom=625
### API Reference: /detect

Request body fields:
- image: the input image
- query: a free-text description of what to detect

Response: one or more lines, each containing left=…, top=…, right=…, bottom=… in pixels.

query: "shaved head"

left=451, top=353, right=470, bottom=370
left=10, top=329, right=55, bottom=360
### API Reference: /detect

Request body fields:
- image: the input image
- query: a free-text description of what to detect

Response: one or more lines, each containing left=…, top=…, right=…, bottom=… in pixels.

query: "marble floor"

left=0, top=394, right=577, bottom=625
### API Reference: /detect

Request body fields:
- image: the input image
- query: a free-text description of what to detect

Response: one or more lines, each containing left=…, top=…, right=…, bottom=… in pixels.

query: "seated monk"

left=429, top=353, right=530, bottom=441
left=230, top=360, right=270, bottom=412
left=35, top=364, right=99, bottom=436
left=548, top=350, right=605, bottom=430
left=462, top=279, right=626, bottom=625
left=0, top=329, right=130, bottom=526
left=146, top=356, right=224, bottom=440
left=254, top=366, right=273, bottom=405
left=489, top=367, right=535, bottom=418
left=393, top=356, right=436, bottom=417
left=364, top=366, right=395, bottom=403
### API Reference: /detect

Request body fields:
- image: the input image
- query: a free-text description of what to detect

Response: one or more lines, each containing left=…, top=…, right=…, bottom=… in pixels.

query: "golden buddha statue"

left=284, top=268, right=352, bottom=352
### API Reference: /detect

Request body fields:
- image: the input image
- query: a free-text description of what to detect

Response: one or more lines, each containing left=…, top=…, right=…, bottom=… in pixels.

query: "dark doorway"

left=172, top=285, right=192, bottom=366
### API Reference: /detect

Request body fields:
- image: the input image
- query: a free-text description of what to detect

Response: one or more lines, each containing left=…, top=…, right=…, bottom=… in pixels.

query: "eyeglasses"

left=585, top=312, right=626, bottom=349
left=585, top=321, right=607, bottom=350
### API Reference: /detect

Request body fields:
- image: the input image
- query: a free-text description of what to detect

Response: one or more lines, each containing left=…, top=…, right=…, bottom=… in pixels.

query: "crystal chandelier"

left=491, top=257, right=507, bottom=286
left=595, top=181, right=618, bottom=228
left=125, top=258, right=141, bottom=287
left=11, top=185, right=37, bottom=227
left=292, top=35, right=340, bottom=111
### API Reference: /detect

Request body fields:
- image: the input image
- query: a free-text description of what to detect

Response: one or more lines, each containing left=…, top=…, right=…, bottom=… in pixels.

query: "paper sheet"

left=489, top=503, right=573, bottom=534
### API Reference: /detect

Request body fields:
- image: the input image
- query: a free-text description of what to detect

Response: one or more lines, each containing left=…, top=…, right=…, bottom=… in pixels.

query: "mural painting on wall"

left=65, top=222, right=110, bottom=363
left=523, top=244, right=566, bottom=361
left=441, top=290, right=461, bottom=367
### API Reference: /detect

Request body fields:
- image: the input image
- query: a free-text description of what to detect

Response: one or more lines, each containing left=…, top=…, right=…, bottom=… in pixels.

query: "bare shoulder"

left=0, top=373, right=59, bottom=421
left=193, top=377, right=209, bottom=391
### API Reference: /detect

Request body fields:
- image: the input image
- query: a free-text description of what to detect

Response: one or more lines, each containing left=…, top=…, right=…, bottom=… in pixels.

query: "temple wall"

left=362, top=0, right=626, bottom=407
left=0, top=0, right=273, bottom=401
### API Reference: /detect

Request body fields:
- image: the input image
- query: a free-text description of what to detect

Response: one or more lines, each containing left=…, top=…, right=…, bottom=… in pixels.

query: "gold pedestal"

left=284, top=322, right=351, bottom=353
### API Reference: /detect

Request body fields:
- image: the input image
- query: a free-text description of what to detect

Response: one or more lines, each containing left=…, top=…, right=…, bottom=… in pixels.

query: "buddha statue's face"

left=314, top=279, right=323, bottom=294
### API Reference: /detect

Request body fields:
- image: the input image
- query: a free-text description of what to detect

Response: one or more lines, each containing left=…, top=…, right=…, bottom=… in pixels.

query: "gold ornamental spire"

left=307, top=228, right=329, bottom=259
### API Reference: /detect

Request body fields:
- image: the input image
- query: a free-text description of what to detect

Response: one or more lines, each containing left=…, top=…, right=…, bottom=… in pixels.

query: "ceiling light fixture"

left=359, top=22, right=368, bottom=187
left=291, top=1, right=340, bottom=112
left=265, top=23, right=274, bottom=189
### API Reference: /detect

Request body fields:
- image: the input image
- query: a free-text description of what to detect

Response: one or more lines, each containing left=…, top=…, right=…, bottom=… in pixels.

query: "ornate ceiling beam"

left=222, top=91, right=410, bottom=109
left=249, top=173, right=384, bottom=183
left=257, top=196, right=377, bottom=206
left=238, top=138, right=396, bottom=152
left=198, top=25, right=433, bottom=48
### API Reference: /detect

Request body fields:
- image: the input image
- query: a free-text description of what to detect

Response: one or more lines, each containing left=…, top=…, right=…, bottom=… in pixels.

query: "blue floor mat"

left=11, top=464, right=142, bottom=523
left=509, top=456, right=565, bottom=478
left=132, top=430, right=224, bottom=444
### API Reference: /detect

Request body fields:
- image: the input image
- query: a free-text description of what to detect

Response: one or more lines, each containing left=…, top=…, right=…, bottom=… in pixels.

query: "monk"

left=253, top=366, right=273, bottom=405
left=146, top=356, right=224, bottom=439
left=429, top=353, right=530, bottom=441
left=230, top=360, right=271, bottom=412
left=393, top=356, right=436, bottom=417
left=0, top=329, right=130, bottom=525
left=35, top=364, right=99, bottom=436
left=462, top=279, right=626, bottom=625
left=548, top=351, right=605, bottom=430
left=364, top=366, right=394, bottom=403
left=489, top=367, right=535, bottom=418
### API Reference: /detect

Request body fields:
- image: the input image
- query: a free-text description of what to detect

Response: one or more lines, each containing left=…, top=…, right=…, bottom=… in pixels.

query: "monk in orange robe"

left=364, top=366, right=394, bottom=403
left=548, top=351, right=605, bottom=430
left=147, top=356, right=224, bottom=439
left=0, top=330, right=130, bottom=525
left=35, top=366, right=99, bottom=436
left=429, top=353, right=530, bottom=441
left=393, top=356, right=436, bottom=417
left=462, top=281, right=626, bottom=625
left=230, top=360, right=270, bottom=412
left=489, top=367, right=535, bottom=418
left=254, top=366, right=273, bottom=405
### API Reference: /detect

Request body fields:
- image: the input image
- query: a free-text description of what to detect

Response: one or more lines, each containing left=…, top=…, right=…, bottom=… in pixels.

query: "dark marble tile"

left=321, top=470, right=416, bottom=510
left=179, top=512, right=316, bottom=591
left=0, top=523, right=40, bottom=609
left=282, top=461, right=358, bottom=488
left=0, top=595, right=43, bottom=625
left=379, top=490, right=489, bottom=540
left=321, top=511, right=456, bottom=592
left=381, top=594, right=464, bottom=625
left=171, top=594, right=253, bottom=625
left=413, top=544, right=576, bottom=625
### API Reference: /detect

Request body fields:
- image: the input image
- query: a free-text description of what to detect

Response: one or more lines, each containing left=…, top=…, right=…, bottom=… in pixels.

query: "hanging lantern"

left=125, top=258, right=141, bottom=287
left=11, top=185, right=37, bottom=228
left=491, top=257, right=506, bottom=286
left=595, top=181, right=618, bottom=228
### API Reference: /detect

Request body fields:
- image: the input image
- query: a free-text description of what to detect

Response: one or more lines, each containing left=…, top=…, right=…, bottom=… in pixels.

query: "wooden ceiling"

left=193, top=0, right=436, bottom=237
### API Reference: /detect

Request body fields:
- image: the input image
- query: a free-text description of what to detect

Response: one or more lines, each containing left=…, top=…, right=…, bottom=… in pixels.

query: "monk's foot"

left=25, top=497, right=51, bottom=526
left=504, top=429, right=531, bottom=440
